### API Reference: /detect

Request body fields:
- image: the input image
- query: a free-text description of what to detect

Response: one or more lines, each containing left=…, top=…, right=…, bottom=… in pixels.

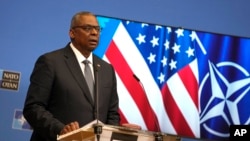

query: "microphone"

left=132, top=74, right=163, bottom=141
left=94, top=64, right=102, bottom=141
left=132, top=74, right=140, bottom=82
left=95, top=64, right=101, bottom=121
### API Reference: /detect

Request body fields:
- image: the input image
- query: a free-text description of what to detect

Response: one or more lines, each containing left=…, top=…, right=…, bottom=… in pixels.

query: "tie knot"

left=83, top=60, right=90, bottom=65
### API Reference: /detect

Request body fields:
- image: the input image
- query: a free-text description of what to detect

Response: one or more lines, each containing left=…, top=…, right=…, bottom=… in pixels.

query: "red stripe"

left=118, top=108, right=128, bottom=124
left=161, top=77, right=195, bottom=137
left=178, top=64, right=199, bottom=110
left=106, top=40, right=160, bottom=131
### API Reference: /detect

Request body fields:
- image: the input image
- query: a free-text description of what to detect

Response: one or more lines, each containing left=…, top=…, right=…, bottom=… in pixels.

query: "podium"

left=57, top=120, right=180, bottom=141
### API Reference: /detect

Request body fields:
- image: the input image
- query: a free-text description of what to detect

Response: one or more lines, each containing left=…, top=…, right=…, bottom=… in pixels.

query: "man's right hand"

left=60, top=121, right=80, bottom=135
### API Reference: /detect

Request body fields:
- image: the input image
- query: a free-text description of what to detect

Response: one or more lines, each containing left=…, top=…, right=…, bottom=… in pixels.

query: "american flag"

left=95, top=16, right=250, bottom=141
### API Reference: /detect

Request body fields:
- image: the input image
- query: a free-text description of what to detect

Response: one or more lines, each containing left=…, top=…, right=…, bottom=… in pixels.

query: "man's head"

left=69, top=11, right=101, bottom=57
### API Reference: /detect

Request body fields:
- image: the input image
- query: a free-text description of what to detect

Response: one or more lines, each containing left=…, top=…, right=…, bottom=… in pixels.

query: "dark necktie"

left=83, top=60, right=94, bottom=100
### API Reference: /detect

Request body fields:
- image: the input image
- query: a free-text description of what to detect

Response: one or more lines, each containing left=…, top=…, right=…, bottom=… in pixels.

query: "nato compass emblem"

left=12, top=109, right=32, bottom=131
left=199, top=61, right=250, bottom=139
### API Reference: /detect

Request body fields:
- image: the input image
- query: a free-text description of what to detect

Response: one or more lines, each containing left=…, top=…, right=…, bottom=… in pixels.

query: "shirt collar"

left=70, top=43, right=93, bottom=64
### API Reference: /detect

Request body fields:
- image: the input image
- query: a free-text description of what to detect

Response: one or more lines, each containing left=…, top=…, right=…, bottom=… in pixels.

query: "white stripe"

left=193, top=31, right=206, bottom=55
left=189, top=59, right=200, bottom=137
left=112, top=23, right=176, bottom=134
left=190, top=59, right=199, bottom=83
left=116, top=72, right=148, bottom=129
left=167, top=69, right=200, bottom=137
left=103, top=56, right=147, bottom=129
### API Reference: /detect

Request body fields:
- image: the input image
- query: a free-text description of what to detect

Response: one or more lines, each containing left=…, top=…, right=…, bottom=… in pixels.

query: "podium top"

left=57, top=120, right=102, bottom=141
left=57, top=120, right=180, bottom=141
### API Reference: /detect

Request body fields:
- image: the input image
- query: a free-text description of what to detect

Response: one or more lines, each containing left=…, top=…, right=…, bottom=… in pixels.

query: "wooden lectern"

left=57, top=120, right=180, bottom=141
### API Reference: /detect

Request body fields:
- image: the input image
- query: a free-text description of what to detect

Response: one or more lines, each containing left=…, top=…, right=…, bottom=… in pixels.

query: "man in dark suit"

left=23, top=11, right=120, bottom=141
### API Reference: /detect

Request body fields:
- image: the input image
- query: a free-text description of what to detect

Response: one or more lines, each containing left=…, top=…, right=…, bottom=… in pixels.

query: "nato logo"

left=199, top=61, right=250, bottom=139
left=0, top=69, right=21, bottom=91
left=12, top=109, right=32, bottom=131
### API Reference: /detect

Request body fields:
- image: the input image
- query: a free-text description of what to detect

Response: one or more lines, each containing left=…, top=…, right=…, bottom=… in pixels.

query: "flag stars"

left=136, top=33, right=146, bottom=45
left=155, top=25, right=162, bottom=31
left=175, top=28, right=184, bottom=38
left=147, top=53, right=156, bottom=64
left=172, top=43, right=181, bottom=54
left=150, top=36, right=159, bottom=47
left=161, top=56, right=167, bottom=67
left=164, top=39, right=170, bottom=50
left=169, top=59, right=177, bottom=70
left=157, top=72, right=165, bottom=84
left=18, top=115, right=26, bottom=125
left=141, top=23, right=149, bottom=28
left=186, top=47, right=195, bottom=57
left=167, top=27, right=172, bottom=33
left=189, top=31, right=196, bottom=41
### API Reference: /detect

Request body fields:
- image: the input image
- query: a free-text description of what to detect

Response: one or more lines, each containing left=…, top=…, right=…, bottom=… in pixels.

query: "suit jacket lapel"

left=63, top=45, right=95, bottom=106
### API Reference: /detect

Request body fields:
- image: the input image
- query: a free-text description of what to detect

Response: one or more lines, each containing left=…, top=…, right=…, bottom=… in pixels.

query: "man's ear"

left=69, top=29, right=75, bottom=39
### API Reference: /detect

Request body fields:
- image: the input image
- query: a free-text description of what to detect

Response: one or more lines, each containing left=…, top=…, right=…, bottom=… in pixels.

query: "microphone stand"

left=132, top=74, right=163, bottom=141
left=154, top=132, right=164, bottom=141
left=93, top=64, right=102, bottom=141
left=93, top=123, right=102, bottom=141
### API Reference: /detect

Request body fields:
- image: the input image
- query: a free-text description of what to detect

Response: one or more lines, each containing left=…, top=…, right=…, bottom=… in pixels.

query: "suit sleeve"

left=23, top=55, right=64, bottom=139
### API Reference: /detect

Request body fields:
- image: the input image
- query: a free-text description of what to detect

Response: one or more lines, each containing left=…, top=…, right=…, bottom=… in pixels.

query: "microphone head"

left=133, top=74, right=140, bottom=82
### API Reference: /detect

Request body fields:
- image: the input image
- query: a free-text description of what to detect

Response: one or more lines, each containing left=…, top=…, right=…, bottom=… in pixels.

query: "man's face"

left=69, top=14, right=100, bottom=52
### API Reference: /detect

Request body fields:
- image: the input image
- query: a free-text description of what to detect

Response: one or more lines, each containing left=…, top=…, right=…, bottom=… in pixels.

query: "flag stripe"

left=116, top=70, right=148, bottom=129
left=162, top=80, right=195, bottom=137
left=178, top=60, right=199, bottom=110
left=103, top=56, right=147, bottom=129
left=118, top=109, right=128, bottom=124
left=111, top=22, right=176, bottom=133
left=163, top=60, right=200, bottom=137
left=106, top=40, right=160, bottom=131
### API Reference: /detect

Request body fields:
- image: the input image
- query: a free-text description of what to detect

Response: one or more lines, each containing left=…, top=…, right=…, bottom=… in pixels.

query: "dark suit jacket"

left=23, top=43, right=120, bottom=141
